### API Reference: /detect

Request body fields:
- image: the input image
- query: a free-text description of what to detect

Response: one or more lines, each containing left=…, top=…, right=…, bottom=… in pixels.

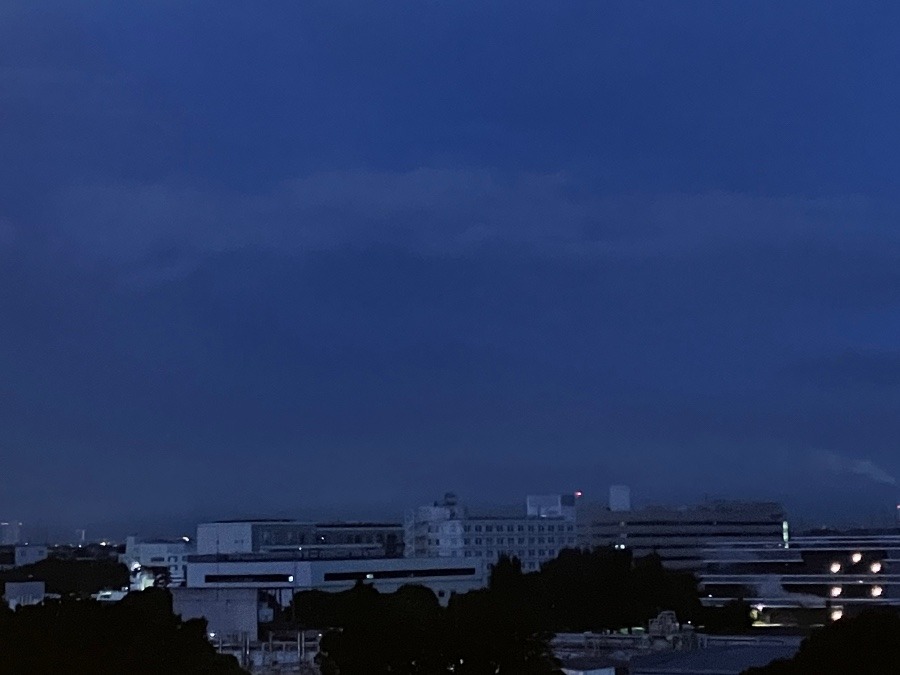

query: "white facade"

left=406, top=494, right=578, bottom=572
left=2, top=581, right=45, bottom=610
left=185, top=556, right=486, bottom=604
left=122, top=536, right=193, bottom=588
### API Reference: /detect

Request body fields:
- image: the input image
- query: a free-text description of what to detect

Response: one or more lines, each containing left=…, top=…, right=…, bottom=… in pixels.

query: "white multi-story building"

left=405, top=493, right=579, bottom=572
left=121, top=536, right=193, bottom=589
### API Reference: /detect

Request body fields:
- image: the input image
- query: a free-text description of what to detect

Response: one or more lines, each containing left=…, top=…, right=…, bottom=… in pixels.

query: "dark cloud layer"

left=2, top=1, right=900, bottom=535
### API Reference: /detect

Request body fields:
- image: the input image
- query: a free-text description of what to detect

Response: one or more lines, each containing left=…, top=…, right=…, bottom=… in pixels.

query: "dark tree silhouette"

left=0, top=558, right=129, bottom=597
left=0, top=588, right=247, bottom=674
left=744, top=609, right=900, bottom=675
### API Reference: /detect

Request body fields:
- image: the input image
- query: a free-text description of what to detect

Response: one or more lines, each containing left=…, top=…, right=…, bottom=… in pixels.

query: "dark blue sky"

left=2, top=1, right=899, bottom=535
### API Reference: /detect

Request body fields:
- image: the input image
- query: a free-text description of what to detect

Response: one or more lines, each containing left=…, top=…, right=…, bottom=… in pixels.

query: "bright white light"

left=182, top=536, right=190, bottom=542
left=365, top=573, right=374, bottom=579
left=208, top=632, right=216, bottom=639
left=830, top=609, right=843, bottom=622
left=754, top=604, right=764, bottom=612
left=830, top=562, right=841, bottom=573
left=830, top=586, right=842, bottom=597
left=871, top=562, right=882, bottom=573
left=288, top=575, right=294, bottom=583
left=851, top=553, right=862, bottom=564
left=872, top=586, right=883, bottom=597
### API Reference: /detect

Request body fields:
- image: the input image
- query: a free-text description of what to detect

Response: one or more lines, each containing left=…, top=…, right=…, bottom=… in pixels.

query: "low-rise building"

left=184, top=554, right=485, bottom=605
left=121, top=536, right=193, bottom=589
left=0, top=545, right=49, bottom=571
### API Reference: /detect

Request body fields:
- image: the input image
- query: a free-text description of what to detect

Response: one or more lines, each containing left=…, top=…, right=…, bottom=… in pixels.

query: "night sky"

left=2, top=2, right=899, bottom=536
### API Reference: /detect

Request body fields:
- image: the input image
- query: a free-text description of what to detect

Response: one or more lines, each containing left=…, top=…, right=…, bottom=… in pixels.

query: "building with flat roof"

left=2, top=581, right=45, bottom=610
left=0, top=545, right=48, bottom=571
left=184, top=555, right=485, bottom=606
left=196, top=520, right=403, bottom=559
left=578, top=488, right=787, bottom=570
left=405, top=493, right=578, bottom=572
left=121, top=536, right=193, bottom=589
left=0, top=522, right=21, bottom=546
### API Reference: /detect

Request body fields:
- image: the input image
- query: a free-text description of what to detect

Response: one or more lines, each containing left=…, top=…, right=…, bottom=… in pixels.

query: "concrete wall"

left=186, top=557, right=486, bottom=604
left=171, top=587, right=258, bottom=637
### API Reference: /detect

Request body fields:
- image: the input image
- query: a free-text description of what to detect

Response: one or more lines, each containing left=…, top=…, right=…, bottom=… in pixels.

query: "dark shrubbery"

left=0, top=588, right=247, bottom=674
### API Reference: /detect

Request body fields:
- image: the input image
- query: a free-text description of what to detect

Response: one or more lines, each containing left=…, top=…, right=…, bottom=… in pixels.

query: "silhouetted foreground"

left=0, top=558, right=129, bottom=597
left=743, top=609, right=900, bottom=675
left=291, top=549, right=747, bottom=674
left=0, top=588, right=246, bottom=674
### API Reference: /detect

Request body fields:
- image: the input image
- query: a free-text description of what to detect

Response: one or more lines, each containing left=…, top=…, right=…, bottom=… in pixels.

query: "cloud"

left=44, top=172, right=900, bottom=271
left=785, top=351, right=900, bottom=389
left=816, top=450, right=897, bottom=486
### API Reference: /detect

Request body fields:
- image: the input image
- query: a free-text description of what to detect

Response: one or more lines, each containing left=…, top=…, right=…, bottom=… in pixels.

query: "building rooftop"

left=210, top=519, right=308, bottom=524
left=629, top=645, right=797, bottom=675
left=315, top=522, right=402, bottom=529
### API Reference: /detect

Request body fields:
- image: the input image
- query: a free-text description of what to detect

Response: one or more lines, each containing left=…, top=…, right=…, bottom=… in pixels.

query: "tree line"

left=289, top=547, right=752, bottom=674
left=743, top=609, right=900, bottom=675
left=0, top=588, right=246, bottom=674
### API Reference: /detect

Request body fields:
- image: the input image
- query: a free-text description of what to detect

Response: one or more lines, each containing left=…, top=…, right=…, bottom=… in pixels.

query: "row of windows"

left=428, top=536, right=576, bottom=547
left=591, top=520, right=782, bottom=527
left=591, top=531, right=782, bottom=539
left=465, top=524, right=574, bottom=533
left=463, top=549, right=557, bottom=559
left=324, top=567, right=477, bottom=581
